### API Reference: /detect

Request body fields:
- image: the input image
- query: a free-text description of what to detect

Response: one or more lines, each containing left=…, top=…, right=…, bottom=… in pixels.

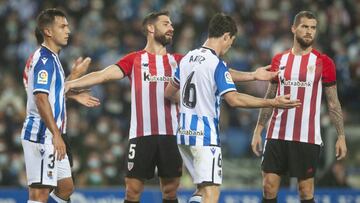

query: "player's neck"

left=292, top=43, right=312, bottom=55
left=203, top=39, right=221, bottom=56
left=42, top=39, right=61, bottom=55
left=144, top=38, right=167, bottom=55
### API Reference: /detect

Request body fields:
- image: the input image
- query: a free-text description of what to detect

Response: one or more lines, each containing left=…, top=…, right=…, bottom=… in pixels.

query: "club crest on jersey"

left=307, top=65, right=315, bottom=73
left=37, top=70, right=48, bottom=84
left=128, top=162, right=134, bottom=171
left=170, top=61, right=177, bottom=68
left=224, top=72, right=234, bottom=84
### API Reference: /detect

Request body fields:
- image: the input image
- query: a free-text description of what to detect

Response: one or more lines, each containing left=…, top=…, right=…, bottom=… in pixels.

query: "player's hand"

left=335, top=135, right=347, bottom=160
left=71, top=90, right=100, bottom=107
left=64, top=81, right=72, bottom=94
left=272, top=94, right=301, bottom=109
left=251, top=132, right=263, bottom=157
left=253, top=65, right=279, bottom=81
left=52, top=133, right=66, bottom=161
left=70, top=57, right=92, bottom=78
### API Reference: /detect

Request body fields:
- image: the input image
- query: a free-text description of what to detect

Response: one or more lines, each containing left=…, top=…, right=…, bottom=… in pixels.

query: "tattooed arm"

left=324, top=85, right=347, bottom=160
left=251, top=82, right=278, bottom=156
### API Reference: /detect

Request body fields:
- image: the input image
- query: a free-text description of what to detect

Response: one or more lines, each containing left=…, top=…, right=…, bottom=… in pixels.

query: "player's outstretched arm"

left=65, top=64, right=124, bottom=93
left=223, top=90, right=300, bottom=109
left=67, top=90, right=100, bottom=107
left=229, top=65, right=278, bottom=82
left=324, top=84, right=347, bottom=160
left=66, top=57, right=92, bottom=81
left=251, top=83, right=278, bottom=156
left=35, top=93, right=66, bottom=161
left=164, top=80, right=180, bottom=103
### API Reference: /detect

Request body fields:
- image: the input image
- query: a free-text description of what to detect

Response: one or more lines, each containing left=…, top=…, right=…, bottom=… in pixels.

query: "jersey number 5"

left=182, top=71, right=197, bottom=108
left=128, top=144, right=136, bottom=159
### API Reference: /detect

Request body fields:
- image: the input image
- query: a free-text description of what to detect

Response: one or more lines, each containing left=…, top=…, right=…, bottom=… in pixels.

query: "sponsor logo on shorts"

left=37, top=70, right=48, bottom=84
left=47, top=171, right=53, bottom=179
left=307, top=167, right=314, bottom=174
left=210, top=147, right=216, bottom=155
left=128, top=162, right=134, bottom=171
left=39, top=149, right=45, bottom=156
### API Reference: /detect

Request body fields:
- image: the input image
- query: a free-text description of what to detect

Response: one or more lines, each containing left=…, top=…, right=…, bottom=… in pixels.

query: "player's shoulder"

left=311, top=49, right=335, bottom=65
left=31, top=47, right=53, bottom=65
left=36, top=46, right=56, bottom=63
left=124, top=50, right=144, bottom=58
left=171, top=53, right=184, bottom=61
left=272, top=49, right=291, bottom=61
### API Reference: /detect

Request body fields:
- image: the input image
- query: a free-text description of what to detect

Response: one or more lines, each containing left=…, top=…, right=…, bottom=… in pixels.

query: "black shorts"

left=262, top=139, right=321, bottom=179
left=125, top=135, right=183, bottom=180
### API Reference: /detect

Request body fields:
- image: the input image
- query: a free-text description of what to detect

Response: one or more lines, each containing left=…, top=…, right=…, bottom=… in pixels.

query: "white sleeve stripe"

left=173, top=76, right=180, bottom=83
left=219, top=88, right=236, bottom=96
left=33, top=89, right=50, bottom=94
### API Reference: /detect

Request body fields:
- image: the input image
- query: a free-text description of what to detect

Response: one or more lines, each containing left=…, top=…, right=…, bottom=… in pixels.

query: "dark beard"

left=154, top=33, right=172, bottom=46
left=296, top=35, right=313, bottom=49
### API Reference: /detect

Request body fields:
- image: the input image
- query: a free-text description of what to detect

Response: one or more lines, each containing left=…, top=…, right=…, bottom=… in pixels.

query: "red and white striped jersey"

left=266, top=49, right=336, bottom=145
left=116, top=50, right=182, bottom=139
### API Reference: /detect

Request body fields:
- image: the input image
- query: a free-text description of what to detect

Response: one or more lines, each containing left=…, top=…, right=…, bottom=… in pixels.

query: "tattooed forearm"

left=324, top=85, right=345, bottom=137
left=257, top=83, right=278, bottom=126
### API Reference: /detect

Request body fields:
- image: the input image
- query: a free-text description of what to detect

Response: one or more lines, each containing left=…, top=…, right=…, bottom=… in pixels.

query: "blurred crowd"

left=0, top=0, right=360, bottom=188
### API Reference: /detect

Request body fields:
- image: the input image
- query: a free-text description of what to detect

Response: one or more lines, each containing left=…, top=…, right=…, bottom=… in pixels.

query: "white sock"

left=189, top=195, right=202, bottom=203
left=28, top=201, right=43, bottom=203
left=49, top=191, right=69, bottom=203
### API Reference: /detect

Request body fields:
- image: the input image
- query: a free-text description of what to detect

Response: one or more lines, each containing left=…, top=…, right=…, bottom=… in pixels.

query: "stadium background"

left=0, top=0, right=359, bottom=202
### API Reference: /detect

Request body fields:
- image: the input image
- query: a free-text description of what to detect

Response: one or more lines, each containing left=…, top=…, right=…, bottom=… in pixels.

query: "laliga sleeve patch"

left=37, top=70, right=49, bottom=84
left=224, top=71, right=234, bottom=84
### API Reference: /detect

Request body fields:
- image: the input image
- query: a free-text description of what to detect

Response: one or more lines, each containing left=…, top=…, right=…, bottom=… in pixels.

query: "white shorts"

left=178, top=145, right=222, bottom=185
left=22, top=140, right=72, bottom=187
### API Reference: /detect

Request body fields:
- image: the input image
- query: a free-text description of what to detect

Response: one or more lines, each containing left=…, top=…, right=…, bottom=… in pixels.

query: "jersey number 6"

left=182, top=71, right=197, bottom=108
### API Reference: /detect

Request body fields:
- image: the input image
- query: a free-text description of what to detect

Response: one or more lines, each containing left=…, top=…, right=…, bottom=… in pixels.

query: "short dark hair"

left=35, top=8, right=66, bottom=44
left=208, top=13, right=237, bottom=38
left=142, top=11, right=170, bottom=35
left=293, top=11, right=317, bottom=26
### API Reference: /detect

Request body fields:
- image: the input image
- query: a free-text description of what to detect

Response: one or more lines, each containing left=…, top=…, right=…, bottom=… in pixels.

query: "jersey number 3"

left=182, top=71, right=197, bottom=108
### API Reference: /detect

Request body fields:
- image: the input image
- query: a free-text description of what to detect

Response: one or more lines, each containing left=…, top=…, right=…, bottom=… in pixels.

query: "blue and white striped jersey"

left=173, top=47, right=236, bottom=146
left=21, top=46, right=66, bottom=144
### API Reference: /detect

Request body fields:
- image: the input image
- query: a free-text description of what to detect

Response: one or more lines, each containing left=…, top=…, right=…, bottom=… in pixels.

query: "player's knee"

left=263, top=179, right=278, bottom=198
left=298, top=184, right=314, bottom=200
left=161, top=180, right=179, bottom=199
left=29, top=188, right=50, bottom=202
left=56, top=184, right=74, bottom=198
left=201, top=186, right=220, bottom=203
left=125, top=184, right=143, bottom=200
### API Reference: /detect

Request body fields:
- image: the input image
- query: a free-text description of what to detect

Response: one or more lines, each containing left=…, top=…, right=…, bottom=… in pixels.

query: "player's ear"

left=291, top=25, right=296, bottom=34
left=147, top=24, right=155, bottom=34
left=43, top=27, right=52, bottom=38
left=223, top=32, right=231, bottom=41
